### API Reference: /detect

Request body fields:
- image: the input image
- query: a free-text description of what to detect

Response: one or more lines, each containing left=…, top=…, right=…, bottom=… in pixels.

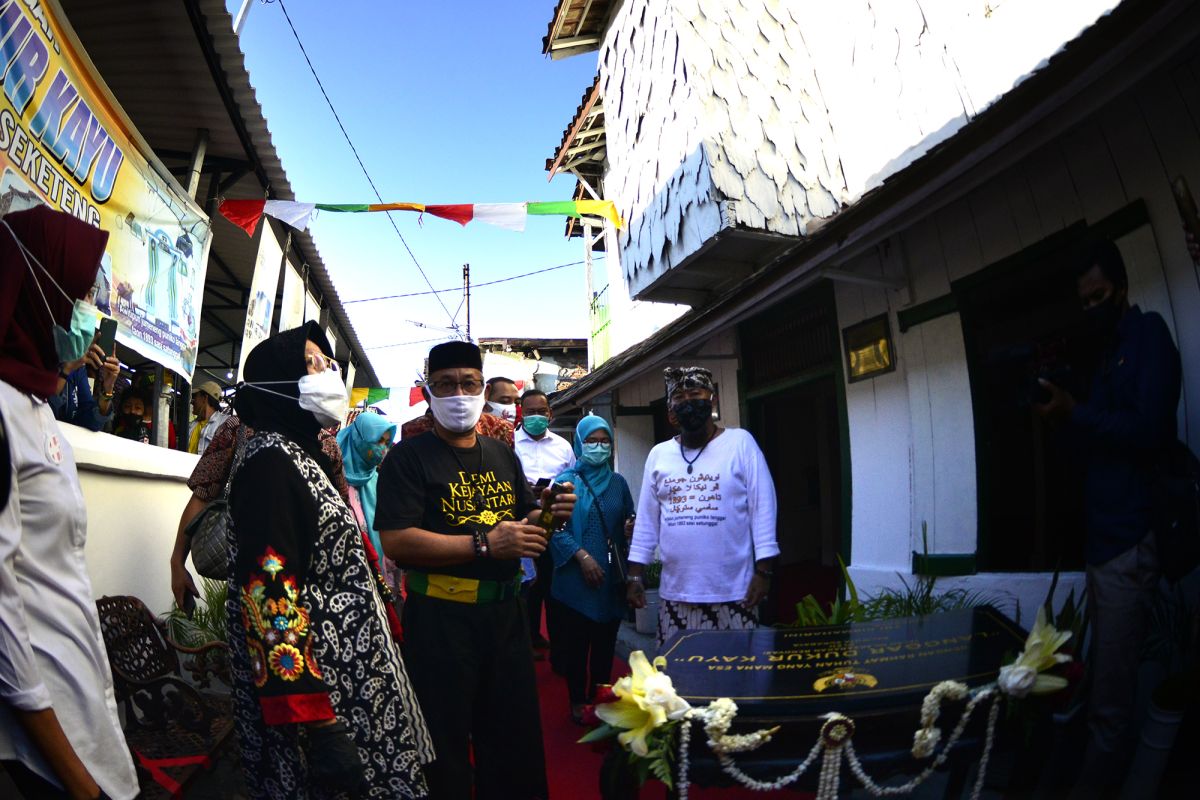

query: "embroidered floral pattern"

left=268, top=644, right=305, bottom=681
left=260, top=547, right=285, bottom=578
left=241, top=546, right=316, bottom=686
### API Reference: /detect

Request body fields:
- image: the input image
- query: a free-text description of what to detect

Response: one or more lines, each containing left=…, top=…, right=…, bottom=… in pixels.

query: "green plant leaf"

left=837, top=554, right=859, bottom=606
left=578, top=723, right=620, bottom=744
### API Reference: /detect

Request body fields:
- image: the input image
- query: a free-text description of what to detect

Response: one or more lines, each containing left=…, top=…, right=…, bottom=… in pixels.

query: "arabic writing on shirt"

left=663, top=472, right=724, bottom=526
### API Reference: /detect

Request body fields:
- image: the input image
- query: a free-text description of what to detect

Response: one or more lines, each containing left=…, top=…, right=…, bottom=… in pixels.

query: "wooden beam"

left=574, top=0, right=596, bottom=36
left=218, top=168, right=251, bottom=194
left=550, top=34, right=600, bottom=50
left=547, top=0, right=572, bottom=52
left=565, top=139, right=607, bottom=157
left=547, top=80, right=602, bottom=180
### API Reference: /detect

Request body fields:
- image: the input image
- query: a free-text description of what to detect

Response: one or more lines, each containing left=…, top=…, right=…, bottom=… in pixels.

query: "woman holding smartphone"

left=549, top=415, right=635, bottom=724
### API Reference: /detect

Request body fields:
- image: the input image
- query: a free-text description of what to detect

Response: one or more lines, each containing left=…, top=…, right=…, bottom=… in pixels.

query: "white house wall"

left=836, top=59, right=1200, bottom=620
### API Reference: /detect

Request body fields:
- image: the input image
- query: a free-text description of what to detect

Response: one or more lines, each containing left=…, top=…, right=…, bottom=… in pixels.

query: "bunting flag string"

left=219, top=198, right=624, bottom=237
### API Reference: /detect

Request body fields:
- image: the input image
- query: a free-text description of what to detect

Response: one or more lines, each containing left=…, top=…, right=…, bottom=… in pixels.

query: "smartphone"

left=96, top=317, right=118, bottom=359
left=182, top=591, right=196, bottom=619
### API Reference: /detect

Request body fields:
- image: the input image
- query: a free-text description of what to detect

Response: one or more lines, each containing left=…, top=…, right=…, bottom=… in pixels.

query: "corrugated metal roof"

left=58, top=0, right=380, bottom=386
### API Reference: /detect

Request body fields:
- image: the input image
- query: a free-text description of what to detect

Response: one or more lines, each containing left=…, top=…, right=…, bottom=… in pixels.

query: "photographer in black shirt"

left=1036, top=238, right=1181, bottom=796
left=376, top=340, right=576, bottom=800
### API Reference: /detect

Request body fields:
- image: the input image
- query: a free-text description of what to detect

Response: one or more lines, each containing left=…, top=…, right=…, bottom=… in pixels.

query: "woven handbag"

left=185, top=425, right=247, bottom=580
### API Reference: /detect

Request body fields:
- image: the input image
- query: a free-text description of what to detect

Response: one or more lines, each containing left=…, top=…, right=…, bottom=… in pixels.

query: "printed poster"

left=0, top=0, right=212, bottom=379
left=304, top=291, right=320, bottom=324
left=236, top=223, right=283, bottom=381
left=278, top=260, right=305, bottom=332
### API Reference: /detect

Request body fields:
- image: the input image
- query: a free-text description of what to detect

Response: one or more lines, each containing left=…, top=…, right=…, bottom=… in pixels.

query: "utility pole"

left=463, top=263, right=471, bottom=341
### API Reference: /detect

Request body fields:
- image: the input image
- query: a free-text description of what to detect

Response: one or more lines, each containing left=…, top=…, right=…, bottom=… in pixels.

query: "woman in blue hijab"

left=550, top=414, right=635, bottom=723
left=336, top=410, right=396, bottom=570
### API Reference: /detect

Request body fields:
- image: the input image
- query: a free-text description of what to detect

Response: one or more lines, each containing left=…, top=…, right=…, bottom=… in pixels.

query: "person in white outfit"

left=513, top=389, right=576, bottom=662
left=0, top=207, right=138, bottom=799
left=627, top=366, right=780, bottom=647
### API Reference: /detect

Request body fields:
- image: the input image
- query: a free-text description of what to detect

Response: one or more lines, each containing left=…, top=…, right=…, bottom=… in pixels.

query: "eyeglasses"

left=427, top=378, right=484, bottom=397
left=305, top=353, right=339, bottom=373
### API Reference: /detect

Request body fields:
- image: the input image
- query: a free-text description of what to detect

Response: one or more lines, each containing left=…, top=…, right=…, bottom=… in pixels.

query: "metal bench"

left=95, top=595, right=234, bottom=799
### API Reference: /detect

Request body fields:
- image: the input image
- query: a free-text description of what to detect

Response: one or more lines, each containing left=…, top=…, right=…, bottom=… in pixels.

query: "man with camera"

left=1035, top=238, right=1181, bottom=796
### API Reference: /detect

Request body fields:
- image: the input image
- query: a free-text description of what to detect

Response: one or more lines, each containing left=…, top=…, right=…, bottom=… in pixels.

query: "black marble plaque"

left=661, top=606, right=1024, bottom=717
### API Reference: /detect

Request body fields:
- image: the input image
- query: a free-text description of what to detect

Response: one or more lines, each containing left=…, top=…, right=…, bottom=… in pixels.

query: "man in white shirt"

left=513, top=390, right=576, bottom=660
left=627, top=366, right=779, bottom=647
left=513, top=390, right=575, bottom=482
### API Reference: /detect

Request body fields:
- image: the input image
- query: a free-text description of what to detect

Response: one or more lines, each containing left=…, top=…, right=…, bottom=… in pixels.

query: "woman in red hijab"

left=0, top=206, right=140, bottom=800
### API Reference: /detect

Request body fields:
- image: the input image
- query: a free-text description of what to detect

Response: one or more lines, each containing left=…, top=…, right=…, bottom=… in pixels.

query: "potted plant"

left=635, top=562, right=662, bottom=635
left=163, top=577, right=230, bottom=688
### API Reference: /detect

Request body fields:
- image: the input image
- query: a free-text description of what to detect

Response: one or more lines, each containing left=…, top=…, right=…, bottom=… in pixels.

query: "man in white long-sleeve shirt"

left=626, top=366, right=779, bottom=647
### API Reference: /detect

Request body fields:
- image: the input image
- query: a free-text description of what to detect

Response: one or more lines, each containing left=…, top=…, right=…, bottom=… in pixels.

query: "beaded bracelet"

left=472, top=530, right=490, bottom=559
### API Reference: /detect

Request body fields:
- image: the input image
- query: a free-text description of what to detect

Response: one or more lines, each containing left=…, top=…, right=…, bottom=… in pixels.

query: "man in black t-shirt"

left=376, top=341, right=575, bottom=800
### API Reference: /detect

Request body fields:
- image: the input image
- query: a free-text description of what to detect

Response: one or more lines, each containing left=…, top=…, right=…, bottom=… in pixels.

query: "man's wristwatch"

left=626, top=575, right=643, bottom=584
left=754, top=567, right=774, bottom=579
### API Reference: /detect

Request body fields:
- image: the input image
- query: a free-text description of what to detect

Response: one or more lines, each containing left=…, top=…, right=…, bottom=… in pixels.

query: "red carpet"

left=536, top=635, right=773, bottom=798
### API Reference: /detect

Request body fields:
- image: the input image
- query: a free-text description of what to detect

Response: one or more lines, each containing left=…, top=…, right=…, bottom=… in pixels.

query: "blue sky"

left=227, top=0, right=598, bottom=388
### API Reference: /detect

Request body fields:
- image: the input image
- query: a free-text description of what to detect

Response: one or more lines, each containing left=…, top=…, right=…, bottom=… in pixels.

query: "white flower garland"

left=675, top=684, right=1003, bottom=800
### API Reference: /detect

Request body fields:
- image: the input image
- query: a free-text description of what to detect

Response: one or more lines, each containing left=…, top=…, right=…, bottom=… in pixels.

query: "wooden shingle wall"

left=598, top=0, right=1121, bottom=299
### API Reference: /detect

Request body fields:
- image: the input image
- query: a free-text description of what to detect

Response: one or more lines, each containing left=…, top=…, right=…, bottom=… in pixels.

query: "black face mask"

left=672, top=398, right=713, bottom=433
left=1083, top=294, right=1123, bottom=338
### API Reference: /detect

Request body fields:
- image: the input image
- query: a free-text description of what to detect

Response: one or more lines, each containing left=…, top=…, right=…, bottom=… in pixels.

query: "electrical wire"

left=344, top=258, right=590, bottom=304
left=274, top=0, right=460, bottom=334
left=364, top=336, right=446, bottom=351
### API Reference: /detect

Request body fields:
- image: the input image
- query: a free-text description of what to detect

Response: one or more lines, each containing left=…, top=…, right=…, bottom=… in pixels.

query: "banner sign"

left=279, top=260, right=305, bottom=332
left=304, top=291, right=320, bottom=324
left=0, top=0, right=212, bottom=379
left=236, top=224, right=283, bottom=381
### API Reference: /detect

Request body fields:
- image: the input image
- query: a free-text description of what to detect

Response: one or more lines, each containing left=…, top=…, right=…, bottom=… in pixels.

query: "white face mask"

left=430, top=392, right=486, bottom=433
left=297, top=369, right=347, bottom=427
left=487, top=400, right=516, bottom=421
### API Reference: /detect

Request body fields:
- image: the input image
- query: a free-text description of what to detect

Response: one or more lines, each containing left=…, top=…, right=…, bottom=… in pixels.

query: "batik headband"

left=663, top=366, right=715, bottom=398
